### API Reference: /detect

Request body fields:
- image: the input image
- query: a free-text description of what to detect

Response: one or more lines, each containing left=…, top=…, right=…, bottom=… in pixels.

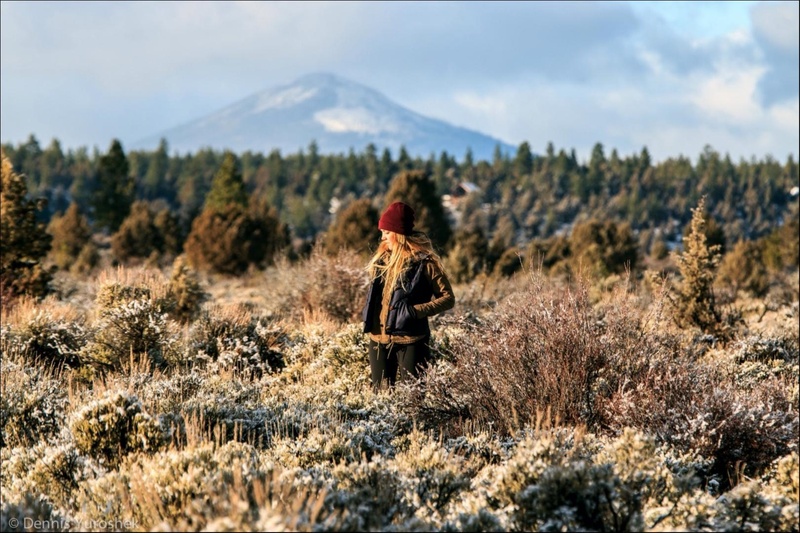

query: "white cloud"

left=750, top=1, right=799, bottom=106
left=752, top=1, right=799, bottom=50
left=688, top=66, right=766, bottom=123
left=1, top=1, right=797, bottom=163
left=769, top=99, right=800, bottom=133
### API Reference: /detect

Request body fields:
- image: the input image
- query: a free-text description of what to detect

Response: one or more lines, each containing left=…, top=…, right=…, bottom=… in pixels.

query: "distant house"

left=443, top=181, right=481, bottom=206
left=442, top=181, right=482, bottom=226
left=451, top=181, right=481, bottom=199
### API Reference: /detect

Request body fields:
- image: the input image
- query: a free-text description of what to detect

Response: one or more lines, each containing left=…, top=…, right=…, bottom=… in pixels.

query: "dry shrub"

left=599, top=358, right=798, bottom=491
left=73, top=442, right=327, bottom=532
left=80, top=266, right=182, bottom=372
left=402, top=268, right=797, bottom=489
left=1, top=296, right=88, bottom=370
left=401, top=270, right=675, bottom=435
left=166, top=255, right=208, bottom=323
left=272, top=246, right=368, bottom=324
left=450, top=271, right=529, bottom=318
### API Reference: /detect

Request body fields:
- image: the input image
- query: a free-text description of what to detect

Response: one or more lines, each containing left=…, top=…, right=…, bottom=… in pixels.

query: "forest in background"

left=1, top=134, right=798, bottom=299
left=2, top=135, right=797, bottom=246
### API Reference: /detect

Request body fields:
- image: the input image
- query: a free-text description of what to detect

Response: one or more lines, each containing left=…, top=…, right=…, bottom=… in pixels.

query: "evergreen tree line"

left=2, top=135, right=798, bottom=284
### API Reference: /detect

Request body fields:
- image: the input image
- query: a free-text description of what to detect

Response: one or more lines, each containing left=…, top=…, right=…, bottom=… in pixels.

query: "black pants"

left=368, top=337, right=430, bottom=390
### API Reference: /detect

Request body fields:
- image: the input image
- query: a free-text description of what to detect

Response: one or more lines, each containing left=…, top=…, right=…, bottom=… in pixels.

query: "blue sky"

left=1, top=1, right=798, bottom=164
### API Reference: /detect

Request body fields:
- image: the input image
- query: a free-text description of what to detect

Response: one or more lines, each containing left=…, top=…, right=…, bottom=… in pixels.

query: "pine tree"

left=569, top=218, right=638, bottom=278
left=397, top=146, right=413, bottom=171
left=384, top=169, right=452, bottom=250
left=19, top=134, right=43, bottom=195
left=142, top=138, right=169, bottom=200
left=717, top=239, right=769, bottom=297
left=204, top=151, right=247, bottom=211
left=92, top=139, right=134, bottom=232
left=324, top=198, right=380, bottom=256
left=40, top=138, right=67, bottom=191
left=379, top=148, right=396, bottom=185
left=47, top=202, right=93, bottom=270
left=184, top=201, right=286, bottom=275
left=166, top=255, right=208, bottom=323
left=111, top=201, right=164, bottom=263
left=673, top=196, right=723, bottom=334
left=682, top=208, right=727, bottom=255
left=185, top=152, right=286, bottom=274
left=153, top=205, right=183, bottom=257
left=1, top=152, right=53, bottom=300
left=514, top=141, right=533, bottom=177
left=444, top=225, right=489, bottom=283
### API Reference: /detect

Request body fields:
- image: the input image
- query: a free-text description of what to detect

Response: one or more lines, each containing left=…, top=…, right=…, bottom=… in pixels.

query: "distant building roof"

left=452, top=181, right=481, bottom=197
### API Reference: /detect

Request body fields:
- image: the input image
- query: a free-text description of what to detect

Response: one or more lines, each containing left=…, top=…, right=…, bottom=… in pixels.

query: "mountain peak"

left=133, top=73, right=515, bottom=160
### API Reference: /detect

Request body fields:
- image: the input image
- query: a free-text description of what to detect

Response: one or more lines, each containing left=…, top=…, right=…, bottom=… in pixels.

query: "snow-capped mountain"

left=132, top=73, right=516, bottom=161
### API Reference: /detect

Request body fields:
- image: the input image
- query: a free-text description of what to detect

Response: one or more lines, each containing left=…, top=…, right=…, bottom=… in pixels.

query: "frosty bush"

left=732, top=335, right=799, bottom=365
left=136, top=370, right=205, bottom=415
left=758, top=452, right=800, bottom=532
left=166, top=255, right=208, bottom=323
left=179, top=374, right=274, bottom=448
left=391, top=430, right=476, bottom=524
left=1, top=442, right=86, bottom=511
left=3, top=308, right=87, bottom=369
left=713, top=480, right=785, bottom=531
left=73, top=440, right=324, bottom=532
left=81, top=272, right=181, bottom=371
left=70, top=391, right=165, bottom=466
left=601, top=357, right=798, bottom=491
left=319, top=458, right=411, bottom=531
left=189, top=304, right=285, bottom=377
left=317, top=322, right=370, bottom=375
left=472, top=427, right=718, bottom=532
left=0, top=494, right=65, bottom=533
left=0, top=358, right=68, bottom=448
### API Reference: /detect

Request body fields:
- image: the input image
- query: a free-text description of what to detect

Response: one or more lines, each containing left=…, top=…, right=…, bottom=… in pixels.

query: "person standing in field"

left=362, top=201, right=455, bottom=390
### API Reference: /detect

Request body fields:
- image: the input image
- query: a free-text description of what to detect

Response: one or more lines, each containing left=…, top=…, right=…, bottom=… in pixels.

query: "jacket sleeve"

left=413, top=260, right=455, bottom=318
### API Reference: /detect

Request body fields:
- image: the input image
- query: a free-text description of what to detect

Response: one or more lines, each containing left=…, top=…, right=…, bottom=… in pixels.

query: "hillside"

left=132, top=72, right=516, bottom=161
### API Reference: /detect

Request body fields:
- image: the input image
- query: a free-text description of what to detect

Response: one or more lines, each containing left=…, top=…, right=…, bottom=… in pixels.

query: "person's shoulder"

left=417, top=254, right=447, bottom=276
left=412, top=252, right=434, bottom=265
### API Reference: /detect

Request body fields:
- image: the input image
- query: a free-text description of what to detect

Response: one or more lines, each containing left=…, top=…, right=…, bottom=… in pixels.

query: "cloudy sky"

left=1, top=1, right=798, bottom=164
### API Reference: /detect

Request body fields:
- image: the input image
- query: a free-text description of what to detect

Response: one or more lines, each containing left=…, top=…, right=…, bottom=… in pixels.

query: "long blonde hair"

left=366, top=231, right=443, bottom=295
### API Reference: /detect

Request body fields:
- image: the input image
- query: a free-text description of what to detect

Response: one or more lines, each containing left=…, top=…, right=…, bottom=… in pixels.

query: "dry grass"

left=2, top=251, right=797, bottom=532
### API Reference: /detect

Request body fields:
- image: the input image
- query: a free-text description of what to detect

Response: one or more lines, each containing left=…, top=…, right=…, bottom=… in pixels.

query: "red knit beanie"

left=378, top=201, right=415, bottom=236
